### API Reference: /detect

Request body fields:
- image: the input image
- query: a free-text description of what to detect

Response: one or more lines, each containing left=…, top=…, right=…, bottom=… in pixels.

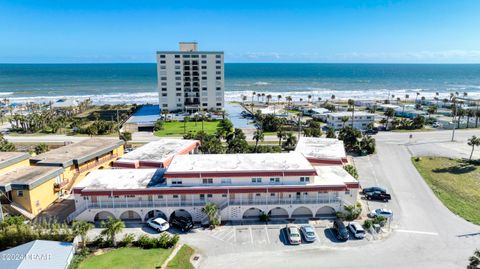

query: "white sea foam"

left=0, top=92, right=14, bottom=96
left=253, top=81, right=271, bottom=86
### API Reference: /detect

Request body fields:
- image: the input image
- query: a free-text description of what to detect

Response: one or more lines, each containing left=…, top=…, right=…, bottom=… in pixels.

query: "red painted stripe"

left=165, top=170, right=317, bottom=178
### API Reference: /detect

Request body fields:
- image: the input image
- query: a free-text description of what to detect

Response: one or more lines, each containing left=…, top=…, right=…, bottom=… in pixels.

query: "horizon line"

left=1, top=62, right=480, bottom=65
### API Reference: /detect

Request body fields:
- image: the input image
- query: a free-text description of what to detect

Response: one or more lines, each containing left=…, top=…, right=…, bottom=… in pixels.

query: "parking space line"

left=249, top=227, right=254, bottom=244
left=233, top=227, right=236, bottom=243
left=264, top=226, right=270, bottom=244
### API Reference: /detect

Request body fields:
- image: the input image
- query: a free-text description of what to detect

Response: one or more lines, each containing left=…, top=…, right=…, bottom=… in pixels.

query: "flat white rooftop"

left=313, top=166, right=357, bottom=185
left=167, top=153, right=314, bottom=173
left=327, top=111, right=375, bottom=117
left=119, top=139, right=198, bottom=163
left=294, top=137, right=346, bottom=162
left=75, top=169, right=165, bottom=190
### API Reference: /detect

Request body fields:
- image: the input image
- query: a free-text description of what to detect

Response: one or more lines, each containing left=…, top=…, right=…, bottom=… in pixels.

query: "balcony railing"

left=76, top=154, right=117, bottom=174
left=83, top=197, right=340, bottom=210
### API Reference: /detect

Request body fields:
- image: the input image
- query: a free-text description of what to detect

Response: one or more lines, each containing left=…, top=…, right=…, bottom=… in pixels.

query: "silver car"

left=348, top=222, right=366, bottom=239
left=300, top=224, right=317, bottom=242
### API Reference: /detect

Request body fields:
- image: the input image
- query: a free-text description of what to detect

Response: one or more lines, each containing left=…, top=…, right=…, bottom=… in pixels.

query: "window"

left=207, top=194, right=213, bottom=198
left=173, top=195, right=179, bottom=198
left=160, top=66, right=166, bottom=70
left=175, top=71, right=181, bottom=75
left=270, top=193, right=276, bottom=197
left=162, top=104, right=168, bottom=107
left=192, top=55, right=199, bottom=58
left=216, top=87, right=222, bottom=91
left=176, top=104, right=182, bottom=107
left=216, top=60, right=221, bottom=64
left=175, top=55, right=180, bottom=58
left=17, top=190, right=23, bottom=197
left=270, top=177, right=280, bottom=183
left=161, top=82, right=167, bottom=86
left=175, top=66, right=180, bottom=69
left=172, top=180, right=182, bottom=185
left=300, top=177, right=310, bottom=183
left=199, top=194, right=205, bottom=199
left=183, top=55, right=191, bottom=58
left=222, top=194, right=227, bottom=197
left=201, top=55, right=207, bottom=58
left=161, top=88, right=167, bottom=91
left=202, top=178, right=213, bottom=184
left=216, top=55, right=221, bottom=58
left=201, top=60, right=207, bottom=64
left=175, top=60, right=180, bottom=64
left=255, top=193, right=261, bottom=197
left=125, top=195, right=135, bottom=198
left=201, top=71, right=207, bottom=75
left=157, top=195, right=163, bottom=199
left=162, top=93, right=167, bottom=97
left=201, top=66, right=207, bottom=69
left=216, top=76, right=221, bottom=80
left=345, top=190, right=351, bottom=195
left=176, top=87, right=181, bottom=91
left=216, top=71, right=221, bottom=75
left=251, top=178, right=262, bottom=183
left=83, top=196, right=89, bottom=200
left=221, top=178, right=231, bottom=184
left=176, top=82, right=181, bottom=86
left=176, top=93, right=181, bottom=96
left=201, top=76, right=207, bottom=80
left=161, top=77, right=167, bottom=81
left=202, top=103, right=208, bottom=106
left=160, top=60, right=166, bottom=64
left=175, top=77, right=181, bottom=80
left=159, top=55, right=165, bottom=58
left=216, top=103, right=222, bottom=106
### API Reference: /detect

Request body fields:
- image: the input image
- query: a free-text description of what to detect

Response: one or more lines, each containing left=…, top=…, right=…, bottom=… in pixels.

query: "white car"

left=286, top=225, right=302, bottom=245
left=368, top=208, right=393, bottom=218
left=147, top=217, right=170, bottom=232
left=348, top=222, right=366, bottom=239
left=300, top=224, right=317, bottom=242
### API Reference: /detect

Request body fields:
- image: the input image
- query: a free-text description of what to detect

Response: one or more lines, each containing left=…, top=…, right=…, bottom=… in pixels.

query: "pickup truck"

left=364, top=191, right=392, bottom=202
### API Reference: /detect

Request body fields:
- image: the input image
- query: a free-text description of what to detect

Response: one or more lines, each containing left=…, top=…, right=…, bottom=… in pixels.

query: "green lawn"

left=412, top=157, right=480, bottom=225
left=166, top=245, right=195, bottom=269
left=78, top=248, right=173, bottom=269
left=154, top=121, right=220, bottom=137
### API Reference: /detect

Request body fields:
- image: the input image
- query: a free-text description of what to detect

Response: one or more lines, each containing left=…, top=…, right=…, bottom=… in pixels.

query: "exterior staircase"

left=9, top=202, right=35, bottom=220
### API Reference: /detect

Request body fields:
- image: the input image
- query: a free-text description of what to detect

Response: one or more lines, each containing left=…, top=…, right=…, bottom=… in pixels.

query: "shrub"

left=363, top=219, right=373, bottom=229
left=118, top=233, right=135, bottom=247
left=259, top=214, right=270, bottom=222
left=136, top=234, right=156, bottom=249
left=343, top=165, right=359, bottom=179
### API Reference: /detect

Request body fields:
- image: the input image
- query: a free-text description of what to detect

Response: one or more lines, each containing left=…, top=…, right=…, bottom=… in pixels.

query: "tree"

left=282, top=132, right=298, bottom=150
left=341, top=116, right=349, bottom=128
left=183, top=116, right=190, bottom=134
left=202, top=202, right=219, bottom=229
left=348, top=99, right=355, bottom=127
left=384, top=108, right=395, bottom=130
left=359, top=135, right=376, bottom=154
left=468, top=249, right=480, bottom=269
left=277, top=129, right=286, bottom=146
left=467, top=136, right=480, bottom=161
left=253, top=130, right=264, bottom=152
left=338, top=126, right=362, bottom=152
left=216, top=118, right=234, bottom=141
left=154, top=119, right=164, bottom=131
left=266, top=94, right=272, bottom=105
left=326, top=128, right=336, bottom=139
left=72, top=220, right=94, bottom=249
left=100, top=217, right=125, bottom=246
left=227, top=129, right=249, bottom=153
left=0, top=134, right=15, bottom=152
left=34, top=143, right=49, bottom=155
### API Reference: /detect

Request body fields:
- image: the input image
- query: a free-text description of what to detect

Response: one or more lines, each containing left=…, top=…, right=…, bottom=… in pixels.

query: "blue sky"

left=1, top=0, right=480, bottom=63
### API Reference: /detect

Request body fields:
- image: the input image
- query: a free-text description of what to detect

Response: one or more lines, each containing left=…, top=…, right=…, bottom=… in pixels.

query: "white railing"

left=229, top=197, right=340, bottom=206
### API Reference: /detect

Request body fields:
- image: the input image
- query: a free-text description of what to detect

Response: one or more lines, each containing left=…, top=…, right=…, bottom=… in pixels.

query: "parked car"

left=348, top=222, right=366, bottom=239
left=300, top=224, right=317, bottom=242
left=332, top=220, right=349, bottom=241
left=169, top=215, right=194, bottom=232
left=286, top=225, right=302, bottom=245
left=365, top=127, right=379, bottom=135
left=432, top=122, right=440, bottom=128
left=362, top=186, right=387, bottom=195
left=365, top=191, right=392, bottom=202
left=368, top=208, right=393, bottom=218
left=147, top=217, right=170, bottom=232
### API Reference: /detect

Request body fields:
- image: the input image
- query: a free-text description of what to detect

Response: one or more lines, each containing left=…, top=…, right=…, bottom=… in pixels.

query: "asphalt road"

left=189, top=129, right=480, bottom=269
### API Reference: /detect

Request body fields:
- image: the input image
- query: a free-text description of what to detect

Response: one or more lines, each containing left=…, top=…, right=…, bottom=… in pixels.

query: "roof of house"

left=125, top=105, right=160, bottom=125
left=0, top=152, right=30, bottom=170
left=0, top=166, right=64, bottom=192
left=326, top=111, right=376, bottom=118
left=165, top=153, right=316, bottom=177
left=0, top=240, right=74, bottom=269
left=30, top=138, right=124, bottom=167
left=74, top=169, right=165, bottom=190
left=118, top=139, right=199, bottom=164
left=312, top=166, right=358, bottom=185
left=294, top=137, right=346, bottom=162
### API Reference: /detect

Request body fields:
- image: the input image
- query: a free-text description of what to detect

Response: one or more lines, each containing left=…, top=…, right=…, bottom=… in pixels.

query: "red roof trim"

left=165, top=170, right=317, bottom=178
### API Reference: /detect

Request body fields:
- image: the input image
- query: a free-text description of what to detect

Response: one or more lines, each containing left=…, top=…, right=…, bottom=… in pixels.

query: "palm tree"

left=331, top=94, right=335, bottom=101
left=467, top=136, right=480, bottom=161
left=415, top=92, right=420, bottom=103
left=277, top=95, right=282, bottom=104
left=282, top=132, right=298, bottom=150
left=348, top=99, right=355, bottom=127
left=468, top=249, right=480, bottom=269
left=202, top=202, right=219, bottom=228
left=308, top=95, right=312, bottom=103
left=266, top=94, right=272, bottom=105
left=100, top=217, right=125, bottom=246
left=341, top=116, right=349, bottom=128
left=286, top=96, right=292, bottom=107
left=384, top=108, right=395, bottom=130
left=257, top=93, right=261, bottom=102
left=242, top=95, right=247, bottom=104
left=252, top=91, right=256, bottom=104
left=253, top=129, right=264, bottom=152
left=466, top=110, right=474, bottom=128
left=261, top=93, right=266, bottom=103
left=72, top=220, right=94, bottom=249
left=277, top=129, right=286, bottom=146
left=34, top=143, right=49, bottom=155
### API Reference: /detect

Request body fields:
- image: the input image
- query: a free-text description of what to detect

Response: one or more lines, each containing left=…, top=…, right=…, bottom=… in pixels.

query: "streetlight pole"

left=451, top=98, right=457, bottom=142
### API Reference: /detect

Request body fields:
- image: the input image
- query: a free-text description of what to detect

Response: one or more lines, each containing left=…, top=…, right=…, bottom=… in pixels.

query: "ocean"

left=1, top=63, right=480, bottom=104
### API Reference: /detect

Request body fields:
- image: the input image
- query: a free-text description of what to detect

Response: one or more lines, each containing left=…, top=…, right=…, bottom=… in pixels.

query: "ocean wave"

left=253, top=81, right=271, bottom=86
left=0, top=92, right=14, bottom=96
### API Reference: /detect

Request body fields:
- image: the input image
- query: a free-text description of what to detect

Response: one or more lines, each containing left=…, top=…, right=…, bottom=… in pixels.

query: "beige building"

left=157, top=42, right=224, bottom=113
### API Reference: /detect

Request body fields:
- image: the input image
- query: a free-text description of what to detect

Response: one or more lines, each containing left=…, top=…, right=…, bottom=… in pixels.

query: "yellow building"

left=30, top=138, right=125, bottom=194
left=0, top=152, right=30, bottom=174
left=0, top=165, right=64, bottom=218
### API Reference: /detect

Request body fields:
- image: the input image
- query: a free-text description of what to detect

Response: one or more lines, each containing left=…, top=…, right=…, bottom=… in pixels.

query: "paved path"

left=189, top=129, right=480, bottom=269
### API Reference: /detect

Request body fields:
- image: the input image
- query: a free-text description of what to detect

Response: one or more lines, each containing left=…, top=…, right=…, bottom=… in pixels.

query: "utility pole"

left=297, top=112, right=302, bottom=138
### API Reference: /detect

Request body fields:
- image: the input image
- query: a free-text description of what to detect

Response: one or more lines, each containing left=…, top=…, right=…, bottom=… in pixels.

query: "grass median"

left=166, top=245, right=195, bottom=269
left=412, top=156, right=480, bottom=225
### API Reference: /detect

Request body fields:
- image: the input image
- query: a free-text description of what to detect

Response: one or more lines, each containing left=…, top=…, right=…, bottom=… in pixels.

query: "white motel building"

left=69, top=138, right=359, bottom=223
left=157, top=42, right=224, bottom=113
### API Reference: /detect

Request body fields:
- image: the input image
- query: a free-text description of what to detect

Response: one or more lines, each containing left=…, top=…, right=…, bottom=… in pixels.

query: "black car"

left=365, top=128, right=379, bottom=135
left=333, top=220, right=349, bottom=241
left=365, top=191, right=392, bottom=202
left=169, top=216, right=194, bottom=232
left=362, top=186, right=387, bottom=195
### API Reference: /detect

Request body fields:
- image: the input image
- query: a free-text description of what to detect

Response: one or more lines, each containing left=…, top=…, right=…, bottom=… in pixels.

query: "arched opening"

left=315, top=206, right=336, bottom=219
left=170, top=209, right=192, bottom=220
left=291, top=206, right=314, bottom=219
left=119, top=210, right=142, bottom=221
left=242, top=208, right=264, bottom=220
left=267, top=207, right=289, bottom=219
left=94, top=211, right=115, bottom=221
left=145, top=210, right=168, bottom=221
